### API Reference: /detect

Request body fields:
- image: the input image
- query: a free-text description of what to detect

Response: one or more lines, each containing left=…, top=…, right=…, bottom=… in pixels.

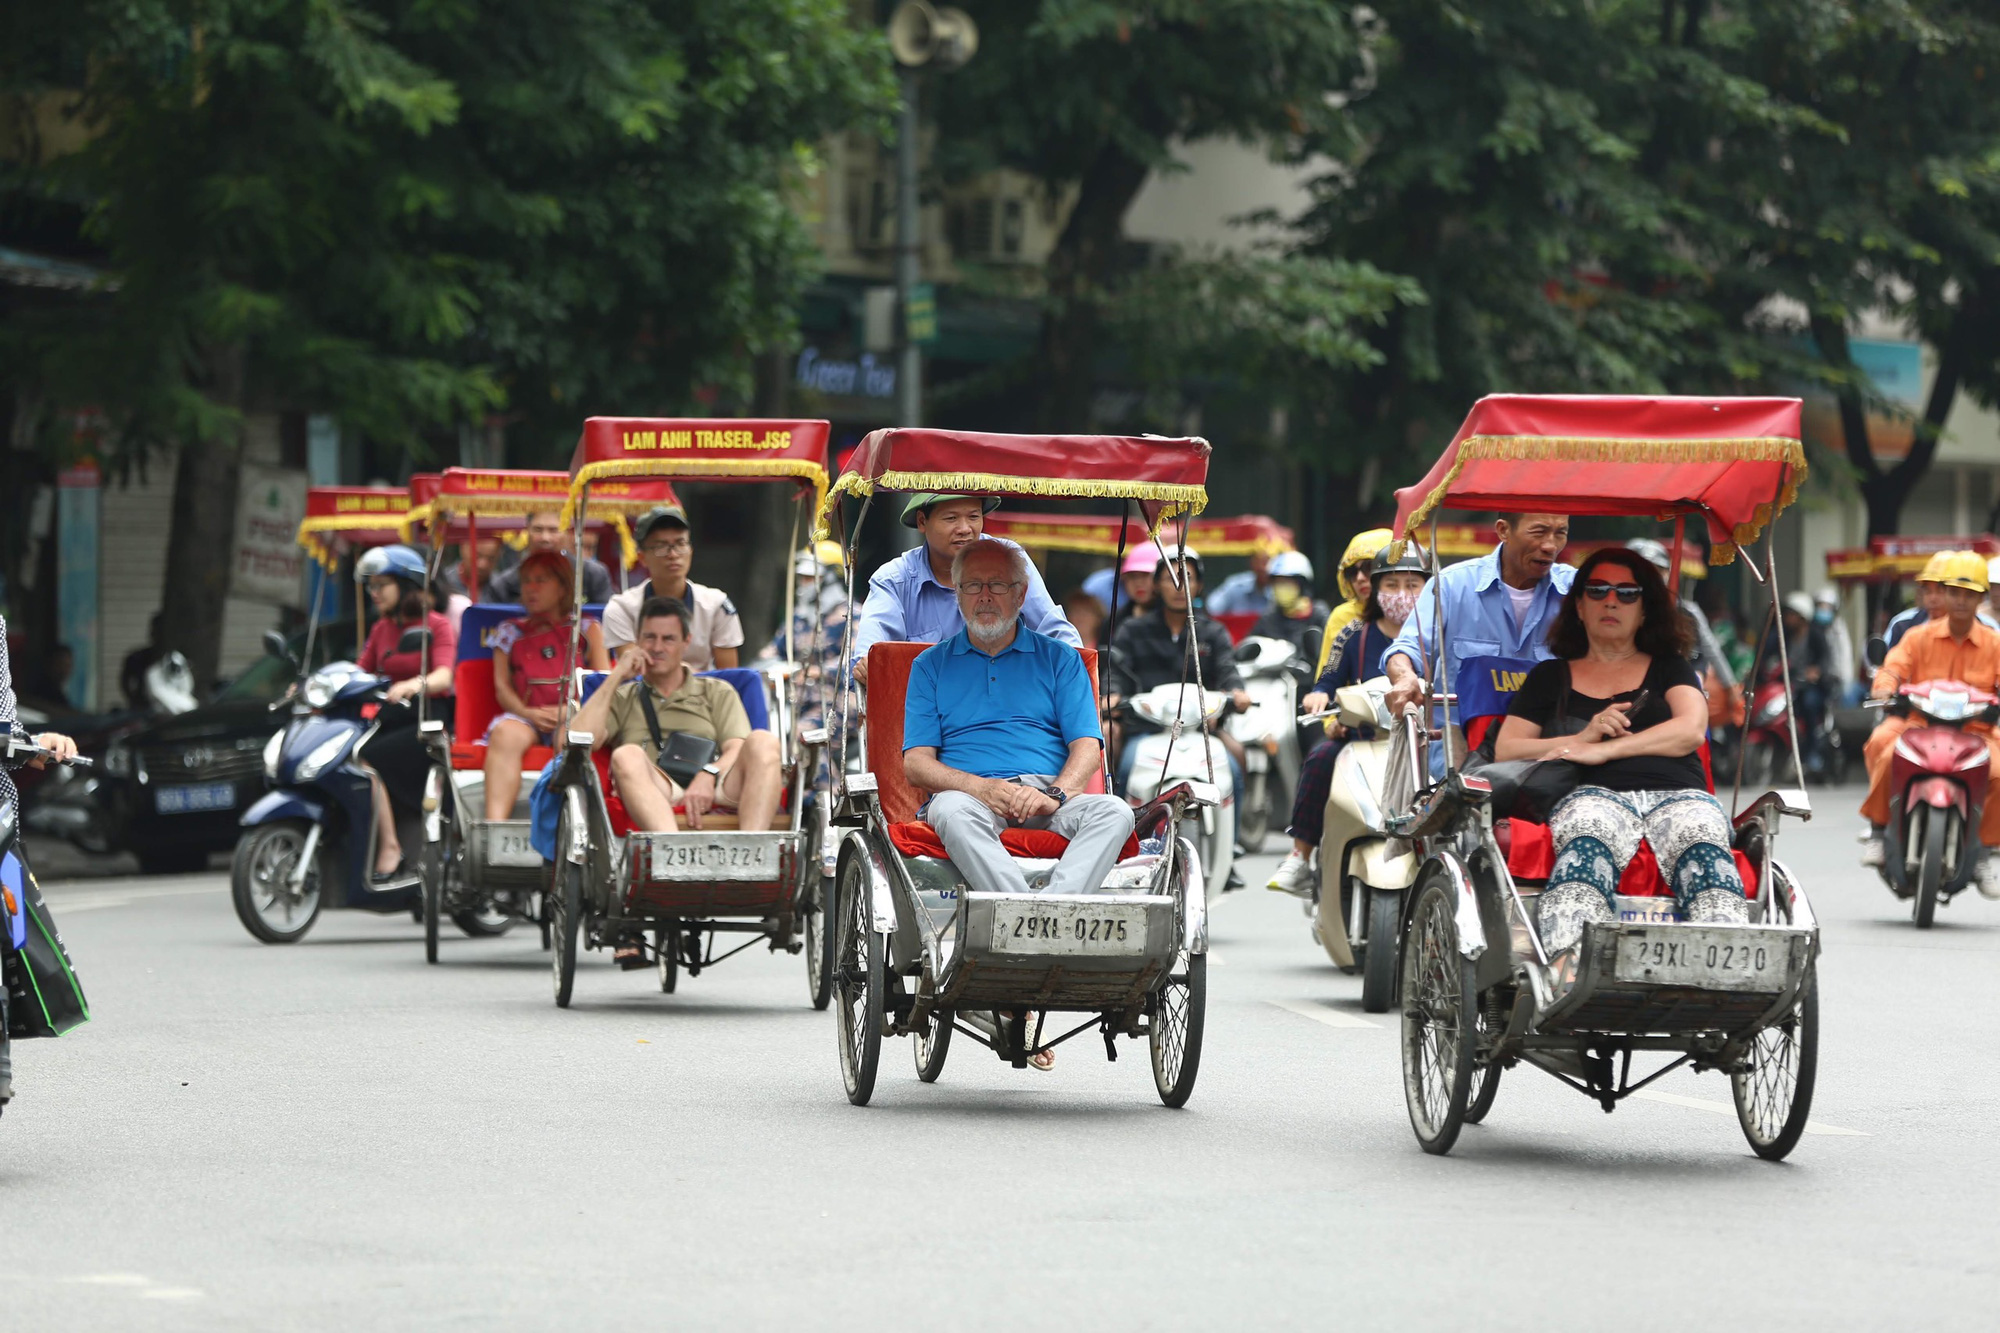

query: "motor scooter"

left=1742, top=661, right=1845, bottom=786
left=1120, top=682, right=1237, bottom=901
left=3, top=736, right=92, bottom=1115
left=1227, top=636, right=1309, bottom=852
left=1867, top=678, right=1999, bottom=928
left=1307, top=677, right=1418, bottom=1012
left=230, top=634, right=421, bottom=943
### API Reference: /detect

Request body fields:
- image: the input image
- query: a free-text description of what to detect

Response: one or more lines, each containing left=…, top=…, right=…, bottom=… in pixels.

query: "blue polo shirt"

left=904, top=628, right=1102, bottom=779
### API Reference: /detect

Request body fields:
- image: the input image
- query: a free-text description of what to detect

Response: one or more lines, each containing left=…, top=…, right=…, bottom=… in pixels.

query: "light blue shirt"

left=904, top=628, right=1101, bottom=778
left=1205, top=569, right=1272, bottom=616
left=851, top=540, right=1080, bottom=665
left=1383, top=545, right=1577, bottom=692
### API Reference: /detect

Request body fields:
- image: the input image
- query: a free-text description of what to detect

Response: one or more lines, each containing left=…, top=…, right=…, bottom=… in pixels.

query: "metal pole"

left=895, top=68, right=922, bottom=429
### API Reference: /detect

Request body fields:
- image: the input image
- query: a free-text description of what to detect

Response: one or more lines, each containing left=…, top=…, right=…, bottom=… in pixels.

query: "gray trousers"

left=926, top=777, right=1136, bottom=897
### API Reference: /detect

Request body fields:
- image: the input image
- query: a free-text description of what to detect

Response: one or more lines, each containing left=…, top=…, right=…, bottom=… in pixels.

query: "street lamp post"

left=886, top=2, right=977, bottom=430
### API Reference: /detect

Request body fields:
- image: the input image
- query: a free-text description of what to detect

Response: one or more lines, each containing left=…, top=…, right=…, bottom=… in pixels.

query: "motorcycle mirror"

left=395, top=627, right=431, bottom=655
left=1231, top=639, right=1259, bottom=663
left=1863, top=636, right=1887, bottom=672
left=262, top=630, right=289, bottom=660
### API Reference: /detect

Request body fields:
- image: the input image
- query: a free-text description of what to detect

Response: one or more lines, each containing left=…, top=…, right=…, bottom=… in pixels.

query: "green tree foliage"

left=930, top=1, right=1413, bottom=433
left=1299, top=0, right=2000, bottom=538
left=2, top=0, right=891, bottom=679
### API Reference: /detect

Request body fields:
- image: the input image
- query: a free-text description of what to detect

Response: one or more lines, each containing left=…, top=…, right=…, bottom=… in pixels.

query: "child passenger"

left=482, top=550, right=610, bottom=819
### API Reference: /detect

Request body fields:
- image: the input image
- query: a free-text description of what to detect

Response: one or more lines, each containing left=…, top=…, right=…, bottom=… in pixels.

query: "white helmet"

left=1267, top=550, right=1313, bottom=582
left=1783, top=590, right=1815, bottom=621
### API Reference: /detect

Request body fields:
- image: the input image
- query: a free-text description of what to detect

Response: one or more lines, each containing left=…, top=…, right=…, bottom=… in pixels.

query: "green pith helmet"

left=901, top=492, right=1002, bottom=528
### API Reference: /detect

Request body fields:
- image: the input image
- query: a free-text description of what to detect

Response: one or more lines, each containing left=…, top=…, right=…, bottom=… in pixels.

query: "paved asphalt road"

left=6, top=784, right=1997, bottom=1330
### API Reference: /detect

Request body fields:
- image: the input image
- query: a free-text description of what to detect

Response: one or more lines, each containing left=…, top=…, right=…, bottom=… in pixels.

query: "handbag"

left=1466, top=663, right=1589, bottom=822
left=638, top=685, right=720, bottom=788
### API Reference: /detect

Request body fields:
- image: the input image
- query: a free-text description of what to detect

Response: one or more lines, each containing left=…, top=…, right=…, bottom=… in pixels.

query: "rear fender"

left=838, top=829, right=898, bottom=937
left=1350, top=836, right=1418, bottom=889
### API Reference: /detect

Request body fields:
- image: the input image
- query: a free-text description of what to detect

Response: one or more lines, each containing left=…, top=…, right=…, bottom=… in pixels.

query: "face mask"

left=1378, top=589, right=1421, bottom=624
left=1813, top=607, right=1833, bottom=626
left=1272, top=581, right=1305, bottom=614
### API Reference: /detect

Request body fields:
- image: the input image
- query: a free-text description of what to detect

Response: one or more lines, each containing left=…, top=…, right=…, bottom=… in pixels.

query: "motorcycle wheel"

left=230, top=820, right=322, bottom=944
left=1360, top=887, right=1399, bottom=1013
left=1914, top=806, right=1945, bottom=929
left=1237, top=771, right=1271, bottom=854
left=452, top=905, right=513, bottom=938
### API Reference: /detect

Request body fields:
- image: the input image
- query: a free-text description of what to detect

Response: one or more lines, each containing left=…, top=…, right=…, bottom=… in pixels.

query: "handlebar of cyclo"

left=1297, top=692, right=1455, bottom=725
left=4, top=736, right=93, bottom=769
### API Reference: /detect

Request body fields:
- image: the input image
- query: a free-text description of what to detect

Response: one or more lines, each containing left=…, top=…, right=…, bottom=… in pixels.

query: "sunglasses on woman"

left=1581, top=581, right=1643, bottom=604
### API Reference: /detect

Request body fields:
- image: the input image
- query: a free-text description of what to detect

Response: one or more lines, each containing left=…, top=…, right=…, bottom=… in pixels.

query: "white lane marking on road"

left=63, top=1274, right=150, bottom=1286
left=1632, top=1089, right=1867, bottom=1136
left=139, top=1288, right=206, bottom=1300
left=1268, top=998, right=1380, bottom=1029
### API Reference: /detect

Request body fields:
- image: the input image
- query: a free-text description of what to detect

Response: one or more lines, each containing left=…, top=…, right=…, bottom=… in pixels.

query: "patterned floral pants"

left=1538, top=786, right=1747, bottom=954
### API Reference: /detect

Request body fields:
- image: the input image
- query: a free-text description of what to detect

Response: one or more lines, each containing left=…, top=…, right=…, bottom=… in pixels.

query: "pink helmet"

left=1119, top=541, right=1161, bottom=575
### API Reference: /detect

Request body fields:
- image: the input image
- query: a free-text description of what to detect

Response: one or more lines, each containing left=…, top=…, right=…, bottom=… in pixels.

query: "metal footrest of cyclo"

left=935, top=891, right=1178, bottom=1012
left=622, top=831, right=798, bottom=917
left=1535, top=919, right=1814, bottom=1037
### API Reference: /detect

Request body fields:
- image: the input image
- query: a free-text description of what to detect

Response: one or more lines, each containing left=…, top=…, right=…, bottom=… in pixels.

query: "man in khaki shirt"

left=570, top=596, right=781, bottom=832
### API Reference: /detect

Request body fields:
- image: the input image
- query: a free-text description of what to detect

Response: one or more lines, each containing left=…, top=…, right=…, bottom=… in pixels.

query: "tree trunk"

left=158, top=345, right=246, bottom=689
left=731, top=349, right=793, bottom=649
left=1035, top=144, right=1153, bottom=431
left=1811, top=311, right=1967, bottom=540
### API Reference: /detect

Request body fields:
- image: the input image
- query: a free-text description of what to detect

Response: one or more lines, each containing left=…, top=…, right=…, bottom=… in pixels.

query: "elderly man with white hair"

left=903, top=538, right=1134, bottom=905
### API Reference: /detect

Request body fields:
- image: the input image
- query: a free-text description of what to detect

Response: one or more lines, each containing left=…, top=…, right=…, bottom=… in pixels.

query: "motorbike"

left=230, top=633, right=422, bottom=943
left=1741, top=662, right=1845, bottom=786
left=1867, top=678, right=1998, bottom=928
left=1226, top=636, right=1311, bottom=853
left=3, top=736, right=93, bottom=1114
left=1120, top=681, right=1238, bottom=901
left=1307, top=677, right=1417, bottom=1012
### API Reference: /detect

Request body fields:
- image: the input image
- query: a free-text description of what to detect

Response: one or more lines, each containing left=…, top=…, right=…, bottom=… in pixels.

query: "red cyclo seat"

left=887, top=821, right=1140, bottom=862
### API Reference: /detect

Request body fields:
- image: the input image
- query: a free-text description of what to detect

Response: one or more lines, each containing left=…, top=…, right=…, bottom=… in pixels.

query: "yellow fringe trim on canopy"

left=564, top=457, right=829, bottom=531
left=297, top=514, right=410, bottom=570
left=812, top=470, right=1208, bottom=541
left=397, top=504, right=433, bottom=542
left=1399, top=435, right=1806, bottom=566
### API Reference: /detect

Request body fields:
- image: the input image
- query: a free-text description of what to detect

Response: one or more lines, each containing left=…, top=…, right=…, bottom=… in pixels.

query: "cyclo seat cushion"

left=863, top=641, right=1105, bottom=826
left=887, top=821, right=1141, bottom=862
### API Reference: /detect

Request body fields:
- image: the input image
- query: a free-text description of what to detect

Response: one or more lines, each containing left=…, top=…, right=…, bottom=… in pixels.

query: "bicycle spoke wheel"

left=1400, top=878, right=1475, bottom=1154
left=1733, top=964, right=1819, bottom=1161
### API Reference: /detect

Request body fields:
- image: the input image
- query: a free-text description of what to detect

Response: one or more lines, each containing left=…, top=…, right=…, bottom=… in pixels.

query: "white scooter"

left=1227, top=636, right=1306, bottom=853
left=1122, top=682, right=1237, bottom=901
left=1309, top=675, right=1417, bottom=1012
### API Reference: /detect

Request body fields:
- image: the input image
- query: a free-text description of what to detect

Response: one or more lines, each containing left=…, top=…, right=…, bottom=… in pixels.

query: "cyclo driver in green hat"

left=848, top=493, right=1079, bottom=686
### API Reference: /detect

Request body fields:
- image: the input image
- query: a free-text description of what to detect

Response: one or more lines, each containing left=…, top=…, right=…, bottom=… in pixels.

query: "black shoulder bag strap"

left=638, top=681, right=667, bottom=754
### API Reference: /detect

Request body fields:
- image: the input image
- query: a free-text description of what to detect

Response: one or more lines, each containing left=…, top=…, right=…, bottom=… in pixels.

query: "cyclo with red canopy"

left=815, top=428, right=1214, bottom=1107
left=536, top=419, right=835, bottom=1009
left=407, top=467, right=673, bottom=963
left=1380, top=394, right=1822, bottom=1159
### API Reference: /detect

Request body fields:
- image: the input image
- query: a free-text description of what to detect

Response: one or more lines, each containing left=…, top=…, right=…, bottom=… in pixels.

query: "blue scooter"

left=231, top=634, right=421, bottom=943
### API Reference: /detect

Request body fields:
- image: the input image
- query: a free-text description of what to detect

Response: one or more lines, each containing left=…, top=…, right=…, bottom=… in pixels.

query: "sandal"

left=614, top=938, right=648, bottom=970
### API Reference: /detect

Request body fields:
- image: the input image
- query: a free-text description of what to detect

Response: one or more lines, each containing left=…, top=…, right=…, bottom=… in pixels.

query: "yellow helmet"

left=1932, top=549, right=1989, bottom=593
left=1917, top=550, right=1955, bottom=585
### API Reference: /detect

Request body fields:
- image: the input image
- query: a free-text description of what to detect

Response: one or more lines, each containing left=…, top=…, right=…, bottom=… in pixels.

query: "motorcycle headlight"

left=262, top=730, right=285, bottom=781
left=294, top=733, right=351, bottom=783
left=302, top=674, right=338, bottom=710
left=1755, top=696, right=1785, bottom=725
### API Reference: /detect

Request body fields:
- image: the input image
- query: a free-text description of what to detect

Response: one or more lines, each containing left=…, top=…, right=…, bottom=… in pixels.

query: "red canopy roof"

left=1183, top=514, right=1294, bottom=556
left=1392, top=395, right=1805, bottom=563
left=568, top=417, right=830, bottom=504
left=819, top=428, right=1210, bottom=537
left=296, top=486, right=411, bottom=568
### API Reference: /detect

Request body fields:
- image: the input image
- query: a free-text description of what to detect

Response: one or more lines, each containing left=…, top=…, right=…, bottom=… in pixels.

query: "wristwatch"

left=1040, top=784, right=1069, bottom=807
left=701, top=763, right=721, bottom=778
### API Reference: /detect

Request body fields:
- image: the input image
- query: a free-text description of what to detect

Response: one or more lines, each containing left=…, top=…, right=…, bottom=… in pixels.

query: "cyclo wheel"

left=420, top=819, right=446, bottom=964
left=1361, top=886, right=1399, bottom=1013
left=1160, top=844, right=1200, bottom=1104
left=835, top=854, right=884, bottom=1106
left=551, top=809, right=582, bottom=1009
left=657, top=928, right=678, bottom=994
left=1733, top=962, right=1819, bottom=1161
left=1464, top=992, right=1504, bottom=1125
left=1914, top=807, right=1943, bottom=929
left=1400, top=875, right=1476, bottom=1154
left=914, top=1009, right=953, bottom=1082
left=802, top=813, right=835, bottom=1010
